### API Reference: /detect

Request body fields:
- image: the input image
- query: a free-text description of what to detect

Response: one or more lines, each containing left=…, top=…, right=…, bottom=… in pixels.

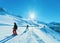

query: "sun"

left=29, top=12, right=35, bottom=20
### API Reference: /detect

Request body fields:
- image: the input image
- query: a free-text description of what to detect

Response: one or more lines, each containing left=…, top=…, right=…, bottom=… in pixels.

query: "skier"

left=26, top=25, right=29, bottom=30
left=20, top=25, right=29, bottom=35
left=13, top=22, right=18, bottom=35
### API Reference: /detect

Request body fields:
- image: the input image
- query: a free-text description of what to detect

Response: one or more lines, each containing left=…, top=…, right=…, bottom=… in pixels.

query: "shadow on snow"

left=32, top=31, right=45, bottom=43
left=0, top=34, right=17, bottom=43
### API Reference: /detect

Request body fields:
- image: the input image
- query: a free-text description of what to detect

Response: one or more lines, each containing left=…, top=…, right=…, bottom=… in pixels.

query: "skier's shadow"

left=0, top=34, right=17, bottom=43
left=20, top=29, right=28, bottom=36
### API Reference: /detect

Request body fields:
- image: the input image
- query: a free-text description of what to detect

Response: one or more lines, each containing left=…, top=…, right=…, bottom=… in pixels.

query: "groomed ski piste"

left=0, top=14, right=60, bottom=43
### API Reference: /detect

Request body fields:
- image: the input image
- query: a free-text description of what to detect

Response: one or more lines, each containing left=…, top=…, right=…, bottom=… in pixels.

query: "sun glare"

left=29, top=12, right=35, bottom=20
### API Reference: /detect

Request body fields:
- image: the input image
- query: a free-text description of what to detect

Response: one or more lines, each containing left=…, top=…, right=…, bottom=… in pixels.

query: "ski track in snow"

left=32, top=31, right=45, bottom=43
left=40, top=27, right=60, bottom=42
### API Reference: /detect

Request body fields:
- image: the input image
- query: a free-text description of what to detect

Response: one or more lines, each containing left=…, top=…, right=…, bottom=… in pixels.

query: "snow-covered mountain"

left=0, top=8, right=60, bottom=43
left=47, top=22, right=60, bottom=32
left=0, top=8, right=30, bottom=26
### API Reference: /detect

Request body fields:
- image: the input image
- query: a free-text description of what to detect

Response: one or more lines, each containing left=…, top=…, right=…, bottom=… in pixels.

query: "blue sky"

left=0, top=0, right=60, bottom=23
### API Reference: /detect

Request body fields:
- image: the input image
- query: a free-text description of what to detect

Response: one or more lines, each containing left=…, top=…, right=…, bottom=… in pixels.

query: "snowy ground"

left=0, top=26, right=60, bottom=43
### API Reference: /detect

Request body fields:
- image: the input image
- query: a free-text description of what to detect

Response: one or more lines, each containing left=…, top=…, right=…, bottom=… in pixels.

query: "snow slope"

left=0, top=14, right=60, bottom=43
left=0, top=25, right=60, bottom=43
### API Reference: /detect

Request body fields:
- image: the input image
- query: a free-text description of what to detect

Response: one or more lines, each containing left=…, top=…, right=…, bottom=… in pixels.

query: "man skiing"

left=26, top=25, right=29, bottom=30
left=20, top=25, right=29, bottom=35
left=13, top=22, right=18, bottom=35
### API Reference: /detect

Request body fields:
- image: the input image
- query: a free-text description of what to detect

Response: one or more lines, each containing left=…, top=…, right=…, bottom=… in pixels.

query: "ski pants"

left=13, top=29, right=17, bottom=34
